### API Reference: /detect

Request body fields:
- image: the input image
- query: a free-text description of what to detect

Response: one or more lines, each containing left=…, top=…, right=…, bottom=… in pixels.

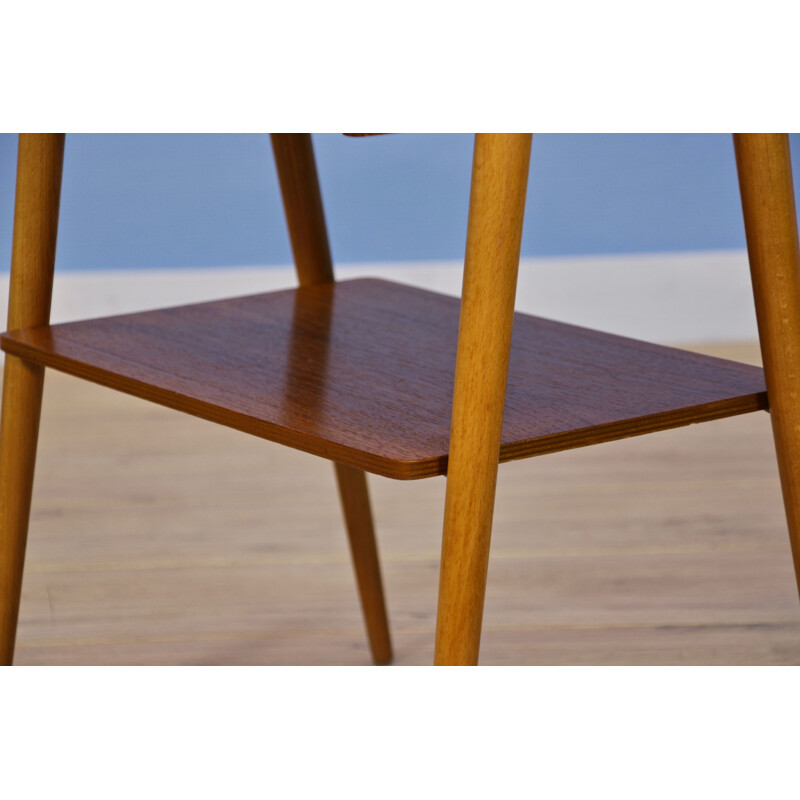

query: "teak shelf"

left=0, top=278, right=767, bottom=480
left=2, top=132, right=800, bottom=666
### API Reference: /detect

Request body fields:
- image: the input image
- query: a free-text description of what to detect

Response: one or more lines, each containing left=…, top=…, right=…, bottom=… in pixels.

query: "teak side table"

left=1, top=133, right=799, bottom=666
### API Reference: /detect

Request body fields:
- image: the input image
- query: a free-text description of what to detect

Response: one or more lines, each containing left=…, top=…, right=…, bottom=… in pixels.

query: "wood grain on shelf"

left=1, top=278, right=768, bottom=480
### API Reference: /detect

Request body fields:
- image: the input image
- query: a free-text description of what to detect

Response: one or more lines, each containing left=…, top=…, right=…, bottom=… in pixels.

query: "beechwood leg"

left=734, top=133, right=800, bottom=601
left=270, top=133, right=392, bottom=664
left=434, top=133, right=533, bottom=666
left=0, top=134, right=64, bottom=665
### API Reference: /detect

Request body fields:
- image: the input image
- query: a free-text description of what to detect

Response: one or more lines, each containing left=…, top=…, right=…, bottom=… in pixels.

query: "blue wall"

left=1, top=133, right=799, bottom=272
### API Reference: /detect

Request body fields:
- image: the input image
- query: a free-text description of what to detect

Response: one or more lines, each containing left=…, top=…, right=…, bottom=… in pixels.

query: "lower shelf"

left=0, top=278, right=768, bottom=479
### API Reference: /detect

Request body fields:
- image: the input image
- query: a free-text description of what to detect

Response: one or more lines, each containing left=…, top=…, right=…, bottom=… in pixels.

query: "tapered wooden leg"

left=334, top=463, right=392, bottom=664
left=0, top=133, right=64, bottom=664
left=734, top=133, right=800, bottom=600
left=434, top=133, right=532, bottom=666
left=270, top=134, right=336, bottom=286
left=271, top=133, right=392, bottom=663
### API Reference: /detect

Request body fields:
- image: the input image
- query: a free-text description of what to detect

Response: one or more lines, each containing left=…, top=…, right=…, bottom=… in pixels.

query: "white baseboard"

left=0, top=250, right=758, bottom=346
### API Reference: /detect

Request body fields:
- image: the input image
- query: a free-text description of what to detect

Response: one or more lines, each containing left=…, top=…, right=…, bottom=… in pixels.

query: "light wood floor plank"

left=11, top=341, right=800, bottom=664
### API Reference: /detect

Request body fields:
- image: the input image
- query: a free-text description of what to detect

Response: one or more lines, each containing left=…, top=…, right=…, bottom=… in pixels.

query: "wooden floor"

left=11, top=341, right=800, bottom=665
